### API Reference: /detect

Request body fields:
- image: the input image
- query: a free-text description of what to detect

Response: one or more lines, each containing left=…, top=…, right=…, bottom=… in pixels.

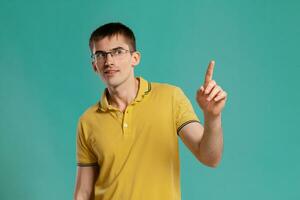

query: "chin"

left=104, top=77, right=123, bottom=88
left=100, top=72, right=132, bottom=88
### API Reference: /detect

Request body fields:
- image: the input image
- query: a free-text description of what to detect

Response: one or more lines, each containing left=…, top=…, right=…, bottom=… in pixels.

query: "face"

left=91, top=34, right=140, bottom=88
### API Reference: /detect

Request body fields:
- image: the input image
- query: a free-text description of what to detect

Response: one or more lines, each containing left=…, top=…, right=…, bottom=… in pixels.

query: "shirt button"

left=124, top=123, right=128, bottom=128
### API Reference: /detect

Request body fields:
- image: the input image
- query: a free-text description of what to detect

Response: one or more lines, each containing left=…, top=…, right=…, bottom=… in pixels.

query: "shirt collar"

left=97, top=77, right=151, bottom=112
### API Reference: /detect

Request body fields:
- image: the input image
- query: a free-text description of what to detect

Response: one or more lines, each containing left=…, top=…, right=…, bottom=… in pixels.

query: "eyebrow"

left=94, top=46, right=125, bottom=54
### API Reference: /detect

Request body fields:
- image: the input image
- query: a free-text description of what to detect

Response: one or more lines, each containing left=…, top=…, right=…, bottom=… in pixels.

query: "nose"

left=104, top=53, right=114, bottom=66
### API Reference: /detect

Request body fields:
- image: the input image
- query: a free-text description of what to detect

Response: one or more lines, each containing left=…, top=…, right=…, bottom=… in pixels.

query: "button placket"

left=122, top=107, right=131, bottom=136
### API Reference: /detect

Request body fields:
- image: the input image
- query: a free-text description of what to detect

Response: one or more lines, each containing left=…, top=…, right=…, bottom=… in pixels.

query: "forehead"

left=93, top=34, right=130, bottom=51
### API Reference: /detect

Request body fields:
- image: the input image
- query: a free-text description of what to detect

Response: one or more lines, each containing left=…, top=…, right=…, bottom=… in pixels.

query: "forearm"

left=74, top=190, right=94, bottom=200
left=74, top=166, right=98, bottom=200
left=198, top=114, right=223, bottom=167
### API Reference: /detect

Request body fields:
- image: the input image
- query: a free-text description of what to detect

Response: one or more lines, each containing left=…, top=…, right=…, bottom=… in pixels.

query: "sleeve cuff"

left=177, top=120, right=201, bottom=135
left=77, top=162, right=99, bottom=167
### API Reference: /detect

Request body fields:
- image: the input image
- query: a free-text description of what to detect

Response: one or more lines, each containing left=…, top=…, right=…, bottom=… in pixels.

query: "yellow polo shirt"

left=76, top=77, right=200, bottom=200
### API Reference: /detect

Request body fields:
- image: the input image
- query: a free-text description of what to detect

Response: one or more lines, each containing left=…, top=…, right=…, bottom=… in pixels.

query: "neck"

left=106, top=77, right=139, bottom=112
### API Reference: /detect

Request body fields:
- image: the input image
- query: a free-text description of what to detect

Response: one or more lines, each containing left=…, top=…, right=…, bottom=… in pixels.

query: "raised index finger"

left=204, top=60, right=215, bottom=85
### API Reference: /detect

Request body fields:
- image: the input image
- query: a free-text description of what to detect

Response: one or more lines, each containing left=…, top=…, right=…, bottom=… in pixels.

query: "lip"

left=104, top=69, right=119, bottom=76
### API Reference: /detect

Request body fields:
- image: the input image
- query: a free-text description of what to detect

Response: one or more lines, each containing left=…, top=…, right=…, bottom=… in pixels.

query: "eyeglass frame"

left=91, top=47, right=136, bottom=63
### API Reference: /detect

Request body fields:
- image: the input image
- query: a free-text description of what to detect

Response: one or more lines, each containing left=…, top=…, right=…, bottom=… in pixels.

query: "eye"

left=95, top=52, right=105, bottom=59
left=113, top=49, right=123, bottom=55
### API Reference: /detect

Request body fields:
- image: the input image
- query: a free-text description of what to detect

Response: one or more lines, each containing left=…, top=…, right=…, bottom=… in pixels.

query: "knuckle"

left=213, top=88, right=219, bottom=94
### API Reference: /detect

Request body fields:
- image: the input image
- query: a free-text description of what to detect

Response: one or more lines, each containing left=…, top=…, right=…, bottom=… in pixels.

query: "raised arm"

left=179, top=60, right=227, bottom=167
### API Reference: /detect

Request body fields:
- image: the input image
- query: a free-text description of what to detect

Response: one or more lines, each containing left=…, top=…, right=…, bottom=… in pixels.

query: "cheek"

left=120, top=60, right=134, bottom=69
left=95, top=62, right=104, bottom=70
left=94, top=65, right=105, bottom=75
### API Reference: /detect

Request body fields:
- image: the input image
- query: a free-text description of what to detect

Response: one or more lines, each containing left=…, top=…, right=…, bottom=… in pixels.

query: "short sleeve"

left=173, top=87, right=200, bottom=134
left=76, top=118, right=98, bottom=166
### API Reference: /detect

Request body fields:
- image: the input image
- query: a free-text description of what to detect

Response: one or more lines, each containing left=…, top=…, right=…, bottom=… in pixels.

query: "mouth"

left=104, top=69, right=119, bottom=76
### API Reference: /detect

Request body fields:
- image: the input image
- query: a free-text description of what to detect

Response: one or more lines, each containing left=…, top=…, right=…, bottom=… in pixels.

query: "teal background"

left=1, top=0, right=299, bottom=199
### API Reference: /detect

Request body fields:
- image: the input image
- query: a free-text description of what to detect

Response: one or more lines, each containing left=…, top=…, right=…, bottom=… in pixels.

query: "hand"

left=196, top=60, right=228, bottom=117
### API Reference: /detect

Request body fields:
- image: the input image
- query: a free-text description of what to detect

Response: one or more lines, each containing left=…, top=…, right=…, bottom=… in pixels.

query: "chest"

left=88, top=98, right=177, bottom=165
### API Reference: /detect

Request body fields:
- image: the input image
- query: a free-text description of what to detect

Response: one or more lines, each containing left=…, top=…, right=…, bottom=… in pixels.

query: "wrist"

left=203, top=113, right=222, bottom=133
left=204, top=112, right=222, bottom=121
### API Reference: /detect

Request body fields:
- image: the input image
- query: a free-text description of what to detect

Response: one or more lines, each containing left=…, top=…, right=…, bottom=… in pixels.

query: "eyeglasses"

left=91, top=47, right=134, bottom=63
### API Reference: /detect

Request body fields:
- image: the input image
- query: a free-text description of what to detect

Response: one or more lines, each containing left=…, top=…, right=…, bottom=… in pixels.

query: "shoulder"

left=77, top=102, right=99, bottom=124
left=149, top=81, right=186, bottom=101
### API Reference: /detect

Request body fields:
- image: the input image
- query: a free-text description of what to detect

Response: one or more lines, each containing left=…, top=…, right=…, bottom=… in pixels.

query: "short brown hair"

left=89, top=22, right=136, bottom=53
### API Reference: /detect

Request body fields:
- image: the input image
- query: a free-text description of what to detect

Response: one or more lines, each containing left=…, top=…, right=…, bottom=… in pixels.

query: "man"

left=74, top=22, right=227, bottom=200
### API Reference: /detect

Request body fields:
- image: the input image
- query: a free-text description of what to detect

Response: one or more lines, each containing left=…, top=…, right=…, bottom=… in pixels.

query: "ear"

left=90, top=45, right=98, bottom=72
left=131, top=51, right=141, bottom=67
left=92, top=61, right=98, bottom=72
